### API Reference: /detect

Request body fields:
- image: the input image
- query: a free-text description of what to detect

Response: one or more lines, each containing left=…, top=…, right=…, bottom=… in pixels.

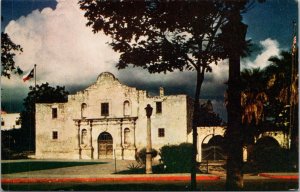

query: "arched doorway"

left=201, top=135, right=226, bottom=161
left=98, top=132, right=113, bottom=159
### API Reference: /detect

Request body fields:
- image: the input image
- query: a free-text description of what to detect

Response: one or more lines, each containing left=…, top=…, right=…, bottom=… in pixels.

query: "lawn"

left=1, top=161, right=106, bottom=174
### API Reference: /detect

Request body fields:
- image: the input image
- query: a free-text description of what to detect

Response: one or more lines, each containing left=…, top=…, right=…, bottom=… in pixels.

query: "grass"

left=1, top=161, right=106, bottom=174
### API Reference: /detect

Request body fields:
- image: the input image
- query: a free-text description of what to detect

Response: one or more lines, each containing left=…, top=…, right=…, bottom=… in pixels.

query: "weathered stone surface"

left=35, top=72, right=285, bottom=161
left=35, top=72, right=193, bottom=160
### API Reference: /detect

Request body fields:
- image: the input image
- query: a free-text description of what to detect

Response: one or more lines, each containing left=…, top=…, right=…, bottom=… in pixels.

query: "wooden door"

left=98, top=132, right=113, bottom=159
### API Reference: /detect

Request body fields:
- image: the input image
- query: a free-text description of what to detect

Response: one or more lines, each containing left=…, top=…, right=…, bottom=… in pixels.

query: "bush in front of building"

left=251, top=137, right=297, bottom=172
left=135, top=147, right=158, bottom=165
left=159, top=142, right=193, bottom=173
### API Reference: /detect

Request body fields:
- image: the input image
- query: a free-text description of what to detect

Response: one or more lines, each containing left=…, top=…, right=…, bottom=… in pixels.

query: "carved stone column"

left=76, top=121, right=81, bottom=159
left=123, top=119, right=137, bottom=160
left=115, top=119, right=124, bottom=159
left=89, top=120, right=94, bottom=159
left=130, top=119, right=137, bottom=149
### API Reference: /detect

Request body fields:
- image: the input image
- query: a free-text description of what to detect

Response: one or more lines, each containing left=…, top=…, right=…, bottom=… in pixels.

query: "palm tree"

left=266, top=51, right=298, bottom=150
left=240, top=68, right=268, bottom=160
left=267, top=51, right=298, bottom=107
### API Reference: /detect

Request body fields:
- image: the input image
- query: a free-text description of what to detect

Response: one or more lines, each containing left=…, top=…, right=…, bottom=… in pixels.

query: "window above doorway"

left=101, top=103, right=109, bottom=116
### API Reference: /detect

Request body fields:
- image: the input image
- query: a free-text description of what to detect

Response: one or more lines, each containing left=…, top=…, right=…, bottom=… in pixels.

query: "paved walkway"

left=1, top=159, right=298, bottom=184
left=2, top=159, right=137, bottom=178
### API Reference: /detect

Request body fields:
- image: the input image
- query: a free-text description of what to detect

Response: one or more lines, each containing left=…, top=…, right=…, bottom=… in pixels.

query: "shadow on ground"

left=1, top=161, right=106, bottom=174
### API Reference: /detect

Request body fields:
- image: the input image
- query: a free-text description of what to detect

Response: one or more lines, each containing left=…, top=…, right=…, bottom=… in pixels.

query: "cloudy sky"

left=1, top=0, right=298, bottom=120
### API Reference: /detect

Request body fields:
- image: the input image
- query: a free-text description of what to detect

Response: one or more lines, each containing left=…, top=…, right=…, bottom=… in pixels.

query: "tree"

left=266, top=51, right=298, bottom=151
left=1, top=32, right=23, bottom=78
left=218, top=1, right=249, bottom=190
left=79, top=1, right=231, bottom=189
left=198, top=100, right=224, bottom=126
left=20, top=83, right=68, bottom=151
left=267, top=51, right=298, bottom=107
left=240, top=68, right=268, bottom=161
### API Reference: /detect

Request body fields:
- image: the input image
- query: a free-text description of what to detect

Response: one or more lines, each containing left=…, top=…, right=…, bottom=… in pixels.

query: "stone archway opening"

left=98, top=132, right=113, bottom=159
left=255, top=136, right=280, bottom=148
left=201, top=135, right=226, bottom=161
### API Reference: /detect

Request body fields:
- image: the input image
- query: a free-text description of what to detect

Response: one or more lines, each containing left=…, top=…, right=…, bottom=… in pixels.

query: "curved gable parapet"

left=70, top=72, right=150, bottom=102
left=96, top=72, right=118, bottom=83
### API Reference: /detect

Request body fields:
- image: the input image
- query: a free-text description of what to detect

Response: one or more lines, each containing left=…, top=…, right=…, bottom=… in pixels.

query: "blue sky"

left=1, top=0, right=298, bottom=120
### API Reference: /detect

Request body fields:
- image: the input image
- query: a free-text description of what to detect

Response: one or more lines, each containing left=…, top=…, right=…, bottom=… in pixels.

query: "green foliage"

left=198, top=100, right=224, bottom=126
left=251, top=137, right=297, bottom=172
left=79, top=1, right=230, bottom=73
left=1, top=32, right=23, bottom=78
left=264, top=51, right=298, bottom=133
left=79, top=2, right=250, bottom=188
left=1, top=129, right=27, bottom=159
left=127, top=163, right=143, bottom=173
left=20, top=83, right=69, bottom=151
left=135, top=147, right=158, bottom=165
left=159, top=143, right=193, bottom=173
left=240, top=51, right=298, bottom=147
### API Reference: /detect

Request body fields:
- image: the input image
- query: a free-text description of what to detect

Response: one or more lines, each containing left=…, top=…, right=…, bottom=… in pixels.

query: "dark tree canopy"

left=23, top=83, right=69, bottom=112
left=198, top=100, right=224, bottom=126
left=79, top=1, right=250, bottom=190
left=79, top=0, right=230, bottom=74
left=1, top=32, right=23, bottom=78
left=266, top=51, right=298, bottom=106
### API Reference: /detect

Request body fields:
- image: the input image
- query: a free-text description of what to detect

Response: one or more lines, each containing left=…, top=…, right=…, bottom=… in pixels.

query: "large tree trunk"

left=226, top=54, right=243, bottom=190
left=191, top=69, right=204, bottom=190
left=222, top=4, right=247, bottom=190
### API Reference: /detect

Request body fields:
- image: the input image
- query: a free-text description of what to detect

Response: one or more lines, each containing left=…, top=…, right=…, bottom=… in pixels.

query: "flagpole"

left=34, top=64, right=37, bottom=89
left=32, top=64, right=37, bottom=152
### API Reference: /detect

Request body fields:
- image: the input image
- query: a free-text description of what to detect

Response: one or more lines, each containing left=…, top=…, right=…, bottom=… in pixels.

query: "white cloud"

left=1, top=0, right=281, bottom=118
left=2, top=0, right=122, bottom=106
left=2, top=0, right=228, bottom=103
left=242, top=38, right=280, bottom=69
left=2, top=0, right=119, bottom=93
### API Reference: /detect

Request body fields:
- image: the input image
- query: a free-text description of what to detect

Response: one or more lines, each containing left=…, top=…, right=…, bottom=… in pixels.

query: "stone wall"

left=35, top=72, right=190, bottom=160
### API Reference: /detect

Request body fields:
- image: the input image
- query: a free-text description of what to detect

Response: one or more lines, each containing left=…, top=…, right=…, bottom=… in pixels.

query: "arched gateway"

left=98, top=132, right=113, bottom=159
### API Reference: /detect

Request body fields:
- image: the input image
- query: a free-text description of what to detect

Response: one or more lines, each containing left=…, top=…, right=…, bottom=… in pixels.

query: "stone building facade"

left=35, top=72, right=193, bottom=160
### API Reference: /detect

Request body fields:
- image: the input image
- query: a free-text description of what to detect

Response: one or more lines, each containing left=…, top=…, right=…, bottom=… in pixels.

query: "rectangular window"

left=52, top=131, right=58, bottom=140
left=101, top=103, right=109, bottom=116
left=1, top=121, right=4, bottom=126
left=16, top=119, right=20, bottom=125
left=52, top=108, right=58, bottom=119
left=156, top=102, right=162, bottom=114
left=158, top=128, right=165, bottom=137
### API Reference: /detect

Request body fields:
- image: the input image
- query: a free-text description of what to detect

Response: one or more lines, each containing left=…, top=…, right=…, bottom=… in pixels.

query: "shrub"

left=252, top=142, right=289, bottom=172
left=135, top=148, right=158, bottom=165
left=159, top=142, right=193, bottom=173
left=127, top=162, right=143, bottom=173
